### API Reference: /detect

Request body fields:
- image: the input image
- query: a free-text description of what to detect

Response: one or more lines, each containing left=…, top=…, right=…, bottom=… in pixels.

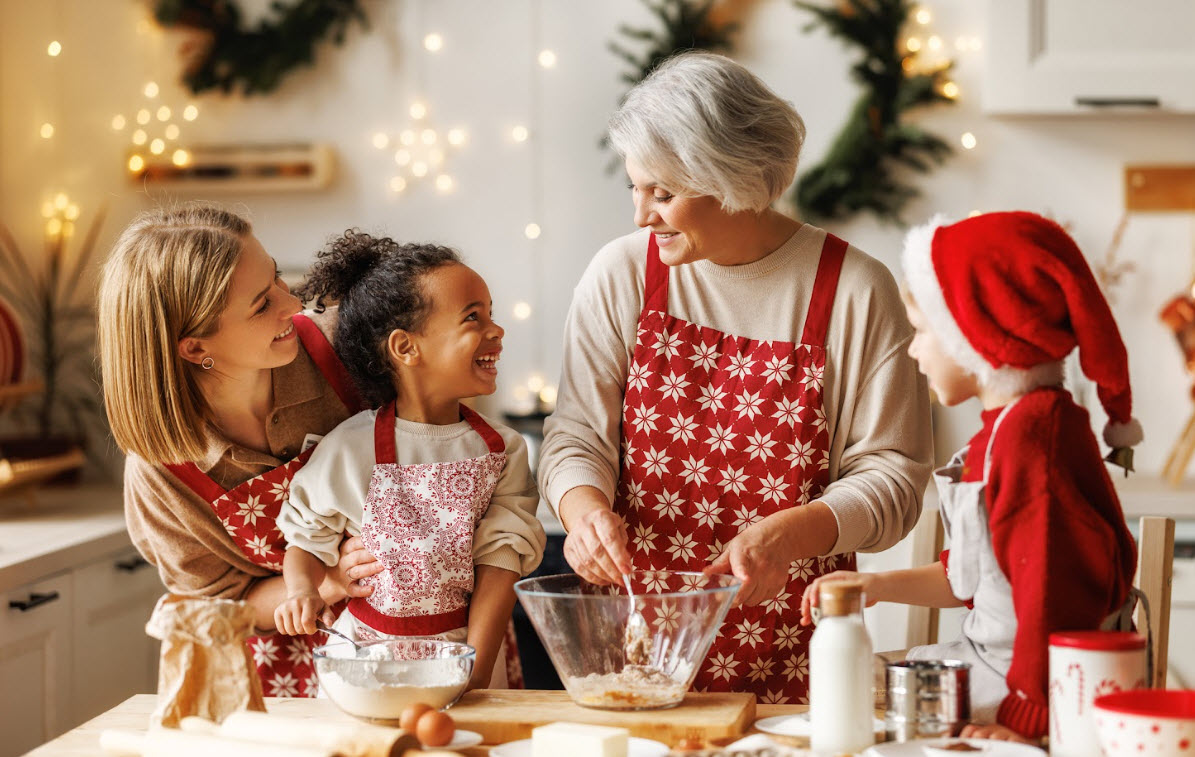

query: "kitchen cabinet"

left=69, top=549, right=162, bottom=726
left=0, top=485, right=162, bottom=757
left=0, top=574, right=72, bottom=757
left=984, top=0, right=1195, bottom=113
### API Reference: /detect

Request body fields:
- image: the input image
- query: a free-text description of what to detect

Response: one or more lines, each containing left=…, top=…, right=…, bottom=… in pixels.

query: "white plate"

left=446, top=729, right=483, bottom=749
left=863, top=738, right=1045, bottom=756
left=490, top=736, right=669, bottom=757
left=755, top=712, right=886, bottom=737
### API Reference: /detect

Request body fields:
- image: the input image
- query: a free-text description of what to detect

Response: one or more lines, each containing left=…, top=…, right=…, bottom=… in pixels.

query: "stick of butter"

left=530, top=722, right=629, bottom=757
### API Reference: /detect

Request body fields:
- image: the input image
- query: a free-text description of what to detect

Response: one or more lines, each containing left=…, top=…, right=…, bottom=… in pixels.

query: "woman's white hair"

left=607, top=51, right=805, bottom=214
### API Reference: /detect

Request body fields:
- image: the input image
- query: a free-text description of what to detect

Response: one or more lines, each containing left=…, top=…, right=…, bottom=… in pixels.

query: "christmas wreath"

left=791, top=0, right=955, bottom=224
left=153, top=0, right=369, bottom=96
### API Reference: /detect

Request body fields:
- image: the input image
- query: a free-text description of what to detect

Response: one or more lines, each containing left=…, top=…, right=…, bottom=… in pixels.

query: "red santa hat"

left=902, top=211, right=1143, bottom=451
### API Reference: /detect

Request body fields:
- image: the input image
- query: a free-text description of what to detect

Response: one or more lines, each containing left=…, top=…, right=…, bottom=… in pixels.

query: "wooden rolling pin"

left=214, top=711, right=421, bottom=757
left=100, top=728, right=337, bottom=757
left=103, top=723, right=453, bottom=757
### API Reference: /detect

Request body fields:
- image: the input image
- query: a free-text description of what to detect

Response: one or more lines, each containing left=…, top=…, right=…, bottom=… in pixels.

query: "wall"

left=3, top=0, right=1194, bottom=472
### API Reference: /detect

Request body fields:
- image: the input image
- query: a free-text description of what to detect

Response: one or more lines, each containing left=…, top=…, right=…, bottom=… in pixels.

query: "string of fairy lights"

left=29, top=2, right=981, bottom=406
left=372, top=0, right=560, bottom=413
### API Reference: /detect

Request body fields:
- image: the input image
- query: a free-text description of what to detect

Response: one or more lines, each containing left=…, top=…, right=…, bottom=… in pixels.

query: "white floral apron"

left=335, top=400, right=522, bottom=687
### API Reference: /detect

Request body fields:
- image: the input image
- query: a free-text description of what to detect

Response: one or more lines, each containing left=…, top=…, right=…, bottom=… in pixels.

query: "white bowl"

left=1093, top=689, right=1195, bottom=757
left=313, top=637, right=474, bottom=723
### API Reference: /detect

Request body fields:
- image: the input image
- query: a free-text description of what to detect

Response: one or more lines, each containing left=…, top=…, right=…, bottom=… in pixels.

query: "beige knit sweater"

left=538, top=225, right=934, bottom=555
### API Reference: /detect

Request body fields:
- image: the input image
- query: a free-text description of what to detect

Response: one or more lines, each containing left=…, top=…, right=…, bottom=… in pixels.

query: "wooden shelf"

left=0, top=447, right=86, bottom=497
left=0, top=380, right=43, bottom=410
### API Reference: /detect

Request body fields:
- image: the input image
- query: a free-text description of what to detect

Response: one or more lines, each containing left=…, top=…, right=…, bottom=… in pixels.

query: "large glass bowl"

left=515, top=571, right=740, bottom=710
left=313, top=637, right=474, bottom=723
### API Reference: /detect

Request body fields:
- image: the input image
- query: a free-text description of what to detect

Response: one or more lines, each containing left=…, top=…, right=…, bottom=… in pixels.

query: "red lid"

left=1094, top=690, right=1195, bottom=719
left=1049, top=631, right=1146, bottom=651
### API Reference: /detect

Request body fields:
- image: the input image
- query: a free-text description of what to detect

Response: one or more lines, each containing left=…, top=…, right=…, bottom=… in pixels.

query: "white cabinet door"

left=0, top=573, right=73, bottom=757
left=985, top=0, right=1195, bottom=113
left=70, top=549, right=163, bottom=726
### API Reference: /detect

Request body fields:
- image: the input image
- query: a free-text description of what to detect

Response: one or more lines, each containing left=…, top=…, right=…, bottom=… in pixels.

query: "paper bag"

left=145, top=593, right=266, bottom=727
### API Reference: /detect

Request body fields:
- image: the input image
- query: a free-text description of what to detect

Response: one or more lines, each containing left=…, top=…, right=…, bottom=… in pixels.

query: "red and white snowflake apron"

left=615, top=231, right=855, bottom=705
left=336, top=401, right=523, bottom=688
left=166, top=313, right=363, bottom=698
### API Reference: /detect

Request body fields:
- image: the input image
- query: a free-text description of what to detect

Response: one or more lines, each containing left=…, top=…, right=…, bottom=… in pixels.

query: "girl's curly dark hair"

left=296, top=230, right=461, bottom=407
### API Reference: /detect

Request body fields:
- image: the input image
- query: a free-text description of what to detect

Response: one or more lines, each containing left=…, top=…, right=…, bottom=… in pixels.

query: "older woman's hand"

left=564, top=508, right=632, bottom=585
left=328, top=535, right=382, bottom=599
left=705, top=502, right=839, bottom=608
left=704, top=515, right=792, bottom=607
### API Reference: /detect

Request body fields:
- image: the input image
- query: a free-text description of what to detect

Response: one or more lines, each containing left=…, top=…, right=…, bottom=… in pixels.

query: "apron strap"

left=374, top=401, right=399, bottom=464
left=461, top=405, right=506, bottom=454
left=374, top=402, right=505, bottom=464
left=981, top=399, right=1022, bottom=483
left=164, top=460, right=228, bottom=502
left=643, top=233, right=670, bottom=314
left=292, top=313, right=365, bottom=412
left=799, top=232, right=848, bottom=347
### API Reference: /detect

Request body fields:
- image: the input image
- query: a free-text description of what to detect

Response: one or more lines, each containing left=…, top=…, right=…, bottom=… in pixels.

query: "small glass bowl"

left=313, top=637, right=474, bottom=724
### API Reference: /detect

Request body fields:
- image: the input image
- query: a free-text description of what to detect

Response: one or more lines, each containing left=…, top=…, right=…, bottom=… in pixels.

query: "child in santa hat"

left=800, top=211, right=1141, bottom=743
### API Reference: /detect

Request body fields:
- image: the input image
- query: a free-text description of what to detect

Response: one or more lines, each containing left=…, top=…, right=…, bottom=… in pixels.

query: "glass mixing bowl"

left=515, top=571, right=740, bottom=710
left=313, top=637, right=474, bottom=723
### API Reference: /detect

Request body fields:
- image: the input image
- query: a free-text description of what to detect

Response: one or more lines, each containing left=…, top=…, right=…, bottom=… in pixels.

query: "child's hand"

left=959, top=723, right=1038, bottom=744
left=799, top=570, right=882, bottom=626
left=274, top=591, right=328, bottom=636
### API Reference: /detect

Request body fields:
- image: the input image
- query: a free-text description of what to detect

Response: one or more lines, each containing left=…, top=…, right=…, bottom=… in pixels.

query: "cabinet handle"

left=9, top=592, right=60, bottom=612
left=115, top=556, right=151, bottom=572
left=1075, top=96, right=1160, bottom=108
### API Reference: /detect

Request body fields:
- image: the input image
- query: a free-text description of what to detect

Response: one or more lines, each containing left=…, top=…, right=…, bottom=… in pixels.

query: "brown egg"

left=398, top=702, right=432, bottom=732
left=674, top=737, right=705, bottom=751
left=415, top=710, right=455, bottom=747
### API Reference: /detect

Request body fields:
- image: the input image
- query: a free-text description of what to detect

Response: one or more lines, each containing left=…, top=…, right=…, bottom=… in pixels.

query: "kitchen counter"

left=23, top=694, right=809, bottom=756
left=0, top=483, right=128, bottom=593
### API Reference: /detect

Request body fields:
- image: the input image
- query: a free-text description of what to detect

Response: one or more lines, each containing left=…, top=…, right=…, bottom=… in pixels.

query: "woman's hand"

left=704, top=515, right=795, bottom=608
left=563, top=508, right=631, bottom=585
left=327, top=535, right=382, bottom=599
left=559, top=486, right=631, bottom=585
left=274, top=591, right=330, bottom=636
left=959, top=723, right=1038, bottom=744
left=799, top=570, right=883, bottom=626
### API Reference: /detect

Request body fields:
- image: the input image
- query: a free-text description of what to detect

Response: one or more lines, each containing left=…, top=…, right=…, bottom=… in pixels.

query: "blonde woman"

left=539, top=52, right=934, bottom=703
left=98, top=205, right=381, bottom=698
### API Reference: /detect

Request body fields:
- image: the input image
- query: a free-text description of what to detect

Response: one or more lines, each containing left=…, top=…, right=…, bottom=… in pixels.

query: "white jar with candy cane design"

left=1049, top=631, right=1147, bottom=757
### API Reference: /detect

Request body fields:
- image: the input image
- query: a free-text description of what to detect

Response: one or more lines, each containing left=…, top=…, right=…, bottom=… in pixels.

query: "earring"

left=201, top=357, right=214, bottom=370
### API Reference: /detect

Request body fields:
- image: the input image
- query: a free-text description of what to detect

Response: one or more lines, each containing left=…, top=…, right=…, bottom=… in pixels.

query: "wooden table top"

left=23, top=694, right=810, bottom=757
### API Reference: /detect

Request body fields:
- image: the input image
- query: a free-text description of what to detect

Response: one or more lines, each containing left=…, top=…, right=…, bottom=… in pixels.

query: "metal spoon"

left=622, top=573, right=652, bottom=666
left=317, top=619, right=361, bottom=650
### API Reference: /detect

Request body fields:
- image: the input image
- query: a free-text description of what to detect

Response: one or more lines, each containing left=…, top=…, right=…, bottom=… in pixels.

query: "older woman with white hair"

left=538, top=52, right=933, bottom=702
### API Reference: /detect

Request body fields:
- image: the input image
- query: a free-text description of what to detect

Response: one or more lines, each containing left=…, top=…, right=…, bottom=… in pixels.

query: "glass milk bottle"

left=809, top=580, right=875, bottom=755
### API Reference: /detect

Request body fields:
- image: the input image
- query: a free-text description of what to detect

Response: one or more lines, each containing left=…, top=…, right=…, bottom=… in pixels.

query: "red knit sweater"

left=948, top=387, right=1137, bottom=738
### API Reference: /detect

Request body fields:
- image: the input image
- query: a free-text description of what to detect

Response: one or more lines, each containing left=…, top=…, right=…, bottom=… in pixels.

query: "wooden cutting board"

left=447, top=689, right=755, bottom=745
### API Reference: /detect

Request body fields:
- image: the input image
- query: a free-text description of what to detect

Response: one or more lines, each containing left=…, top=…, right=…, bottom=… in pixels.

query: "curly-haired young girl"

left=274, top=231, right=545, bottom=689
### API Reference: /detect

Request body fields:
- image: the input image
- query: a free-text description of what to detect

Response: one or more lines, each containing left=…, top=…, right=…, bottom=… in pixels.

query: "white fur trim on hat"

left=1104, top=417, right=1144, bottom=449
left=901, top=215, right=1066, bottom=394
left=902, top=215, right=990, bottom=377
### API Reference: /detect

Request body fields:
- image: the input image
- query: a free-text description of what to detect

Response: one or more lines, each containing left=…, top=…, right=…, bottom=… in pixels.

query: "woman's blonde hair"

left=98, top=204, right=249, bottom=464
left=607, top=51, right=805, bottom=214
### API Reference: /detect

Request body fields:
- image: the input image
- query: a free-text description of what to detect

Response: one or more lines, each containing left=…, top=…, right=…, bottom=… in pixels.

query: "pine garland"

left=609, top=0, right=738, bottom=87
left=603, top=0, right=737, bottom=165
left=792, top=0, right=955, bottom=224
left=153, top=0, right=369, bottom=96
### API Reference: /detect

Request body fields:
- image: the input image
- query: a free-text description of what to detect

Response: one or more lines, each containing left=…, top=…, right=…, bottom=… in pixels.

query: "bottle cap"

left=818, top=580, right=864, bottom=617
